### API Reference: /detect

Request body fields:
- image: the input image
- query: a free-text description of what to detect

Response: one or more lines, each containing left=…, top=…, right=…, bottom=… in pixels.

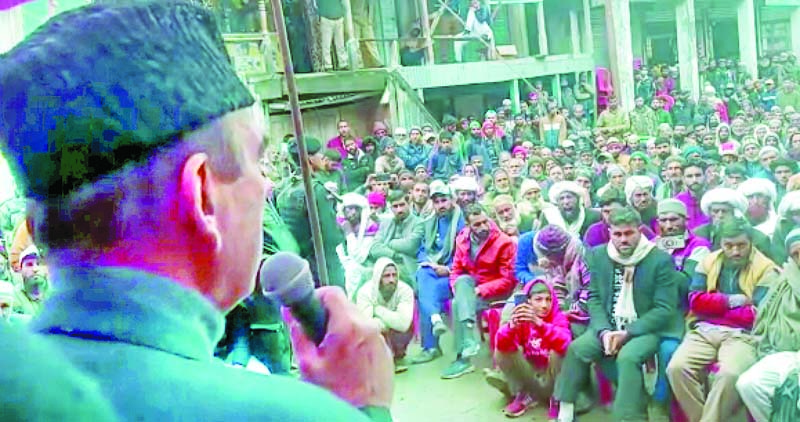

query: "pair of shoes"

left=432, top=320, right=448, bottom=337
left=483, top=368, right=511, bottom=400
left=440, top=359, right=475, bottom=379
left=461, top=338, right=480, bottom=358
left=394, top=357, right=409, bottom=374
left=410, top=348, right=442, bottom=365
left=503, top=393, right=533, bottom=418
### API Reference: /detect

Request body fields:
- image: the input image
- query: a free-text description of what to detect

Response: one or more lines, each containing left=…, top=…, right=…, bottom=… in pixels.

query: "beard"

left=747, top=204, right=769, bottom=224
left=23, top=274, right=47, bottom=300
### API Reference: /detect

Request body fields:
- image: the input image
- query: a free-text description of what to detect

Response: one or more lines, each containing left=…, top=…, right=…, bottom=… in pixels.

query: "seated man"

left=368, top=190, right=424, bottom=289
left=736, top=228, right=800, bottom=422
left=441, top=204, right=516, bottom=379
left=356, top=258, right=415, bottom=373
left=412, top=181, right=465, bottom=364
left=541, top=181, right=601, bottom=238
left=491, top=194, right=521, bottom=239
left=554, top=207, right=678, bottom=422
left=519, top=224, right=590, bottom=334
left=650, top=199, right=712, bottom=417
left=667, top=218, right=779, bottom=422
left=695, top=187, right=776, bottom=261
left=584, top=189, right=656, bottom=247
left=491, top=279, right=572, bottom=418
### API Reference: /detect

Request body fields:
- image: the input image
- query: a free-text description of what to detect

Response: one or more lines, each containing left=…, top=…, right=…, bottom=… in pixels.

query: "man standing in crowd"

left=356, top=258, right=415, bottom=373
left=369, top=190, right=424, bottom=288
left=596, top=96, right=631, bottom=139
left=668, top=218, right=779, bottom=422
left=328, top=119, right=360, bottom=158
left=554, top=207, right=678, bottom=422
left=0, top=1, right=391, bottom=419
left=655, top=157, right=685, bottom=200
left=442, top=205, right=516, bottom=379
left=413, top=181, right=465, bottom=364
left=278, top=137, right=346, bottom=289
left=342, top=137, right=372, bottom=192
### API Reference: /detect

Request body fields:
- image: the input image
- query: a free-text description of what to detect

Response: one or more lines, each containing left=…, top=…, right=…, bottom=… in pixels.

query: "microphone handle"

left=289, top=297, right=329, bottom=346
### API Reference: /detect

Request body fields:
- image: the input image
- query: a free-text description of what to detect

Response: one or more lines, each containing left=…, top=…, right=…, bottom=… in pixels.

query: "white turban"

left=451, top=176, right=479, bottom=192
left=778, top=191, right=800, bottom=219
left=738, top=178, right=777, bottom=206
left=624, top=176, right=654, bottom=204
left=340, top=192, right=369, bottom=209
left=700, top=188, right=748, bottom=217
left=548, top=181, right=584, bottom=205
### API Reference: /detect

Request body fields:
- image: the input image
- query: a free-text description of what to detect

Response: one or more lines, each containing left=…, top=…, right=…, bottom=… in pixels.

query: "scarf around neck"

left=607, top=236, right=656, bottom=330
left=424, top=207, right=462, bottom=265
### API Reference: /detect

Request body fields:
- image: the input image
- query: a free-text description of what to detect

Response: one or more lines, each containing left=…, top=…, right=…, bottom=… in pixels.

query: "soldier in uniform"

left=276, top=136, right=346, bottom=289
left=0, top=1, right=392, bottom=420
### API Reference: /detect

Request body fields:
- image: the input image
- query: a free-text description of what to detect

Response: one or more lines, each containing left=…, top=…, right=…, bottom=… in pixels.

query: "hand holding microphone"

left=261, top=253, right=394, bottom=409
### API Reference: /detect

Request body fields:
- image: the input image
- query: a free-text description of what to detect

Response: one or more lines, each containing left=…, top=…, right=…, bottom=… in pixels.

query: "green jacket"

left=276, top=176, right=345, bottom=288
left=693, top=223, right=777, bottom=263
left=369, top=215, right=424, bottom=290
left=30, top=266, right=379, bottom=421
left=585, top=245, right=678, bottom=338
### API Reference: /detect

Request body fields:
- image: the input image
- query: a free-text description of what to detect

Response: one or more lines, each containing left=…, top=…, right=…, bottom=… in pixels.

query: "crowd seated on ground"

left=6, top=51, right=800, bottom=422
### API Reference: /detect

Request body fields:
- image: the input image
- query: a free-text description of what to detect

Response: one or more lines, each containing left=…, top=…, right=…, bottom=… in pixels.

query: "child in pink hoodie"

left=491, top=278, right=572, bottom=418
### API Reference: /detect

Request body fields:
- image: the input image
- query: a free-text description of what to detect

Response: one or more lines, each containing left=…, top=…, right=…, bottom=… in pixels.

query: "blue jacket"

left=515, top=231, right=543, bottom=286
left=398, top=143, right=431, bottom=171
left=31, top=266, right=379, bottom=421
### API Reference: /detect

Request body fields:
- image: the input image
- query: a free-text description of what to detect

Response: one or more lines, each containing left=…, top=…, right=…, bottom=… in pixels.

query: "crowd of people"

left=256, top=51, right=800, bottom=422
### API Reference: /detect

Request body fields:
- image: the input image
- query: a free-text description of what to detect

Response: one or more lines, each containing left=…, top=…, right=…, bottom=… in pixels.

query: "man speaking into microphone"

left=0, top=1, right=393, bottom=420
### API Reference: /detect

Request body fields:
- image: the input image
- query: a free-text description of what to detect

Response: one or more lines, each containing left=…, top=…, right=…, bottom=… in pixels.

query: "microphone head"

left=260, top=252, right=315, bottom=306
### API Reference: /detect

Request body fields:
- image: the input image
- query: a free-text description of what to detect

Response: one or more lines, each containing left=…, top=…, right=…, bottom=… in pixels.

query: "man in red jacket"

left=441, top=204, right=517, bottom=380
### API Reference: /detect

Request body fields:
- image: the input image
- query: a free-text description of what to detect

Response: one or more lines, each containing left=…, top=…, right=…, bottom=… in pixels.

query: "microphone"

left=260, top=252, right=329, bottom=346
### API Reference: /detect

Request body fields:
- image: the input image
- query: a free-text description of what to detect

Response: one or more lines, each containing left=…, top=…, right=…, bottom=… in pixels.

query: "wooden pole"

left=268, top=0, right=330, bottom=286
left=419, top=0, right=435, bottom=65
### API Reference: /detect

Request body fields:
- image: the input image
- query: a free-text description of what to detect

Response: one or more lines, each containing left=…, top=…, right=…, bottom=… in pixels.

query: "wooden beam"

left=397, top=54, right=594, bottom=89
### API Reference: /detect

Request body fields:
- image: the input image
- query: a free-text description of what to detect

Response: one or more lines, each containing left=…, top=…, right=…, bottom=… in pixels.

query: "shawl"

left=607, top=236, right=656, bottom=330
left=699, top=248, right=776, bottom=298
left=541, top=206, right=586, bottom=237
left=752, top=260, right=800, bottom=358
left=423, top=207, right=463, bottom=265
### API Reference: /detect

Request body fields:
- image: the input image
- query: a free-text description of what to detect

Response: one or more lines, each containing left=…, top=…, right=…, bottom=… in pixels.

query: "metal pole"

left=268, top=0, right=330, bottom=286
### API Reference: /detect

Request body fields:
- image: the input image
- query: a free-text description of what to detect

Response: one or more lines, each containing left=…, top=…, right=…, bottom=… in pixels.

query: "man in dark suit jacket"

left=553, top=207, right=679, bottom=422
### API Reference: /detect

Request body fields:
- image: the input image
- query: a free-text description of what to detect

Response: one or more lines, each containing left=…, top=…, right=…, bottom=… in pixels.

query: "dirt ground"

left=391, top=332, right=610, bottom=422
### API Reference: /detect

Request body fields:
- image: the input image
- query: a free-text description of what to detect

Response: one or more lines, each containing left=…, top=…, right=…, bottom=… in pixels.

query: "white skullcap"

left=758, top=146, right=780, bottom=159
left=738, top=178, right=777, bottom=205
left=450, top=176, right=479, bottom=192
left=701, top=188, right=748, bottom=217
left=624, top=176, right=654, bottom=204
left=340, top=192, right=369, bottom=209
left=519, top=179, right=541, bottom=197
left=20, top=245, right=40, bottom=263
left=548, top=181, right=584, bottom=204
left=778, top=190, right=800, bottom=218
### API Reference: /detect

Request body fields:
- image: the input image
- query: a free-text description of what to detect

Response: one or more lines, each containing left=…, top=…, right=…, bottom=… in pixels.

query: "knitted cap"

left=0, top=0, right=254, bottom=199
left=535, top=225, right=571, bottom=256
left=657, top=199, right=687, bottom=217
left=786, top=227, right=800, bottom=254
